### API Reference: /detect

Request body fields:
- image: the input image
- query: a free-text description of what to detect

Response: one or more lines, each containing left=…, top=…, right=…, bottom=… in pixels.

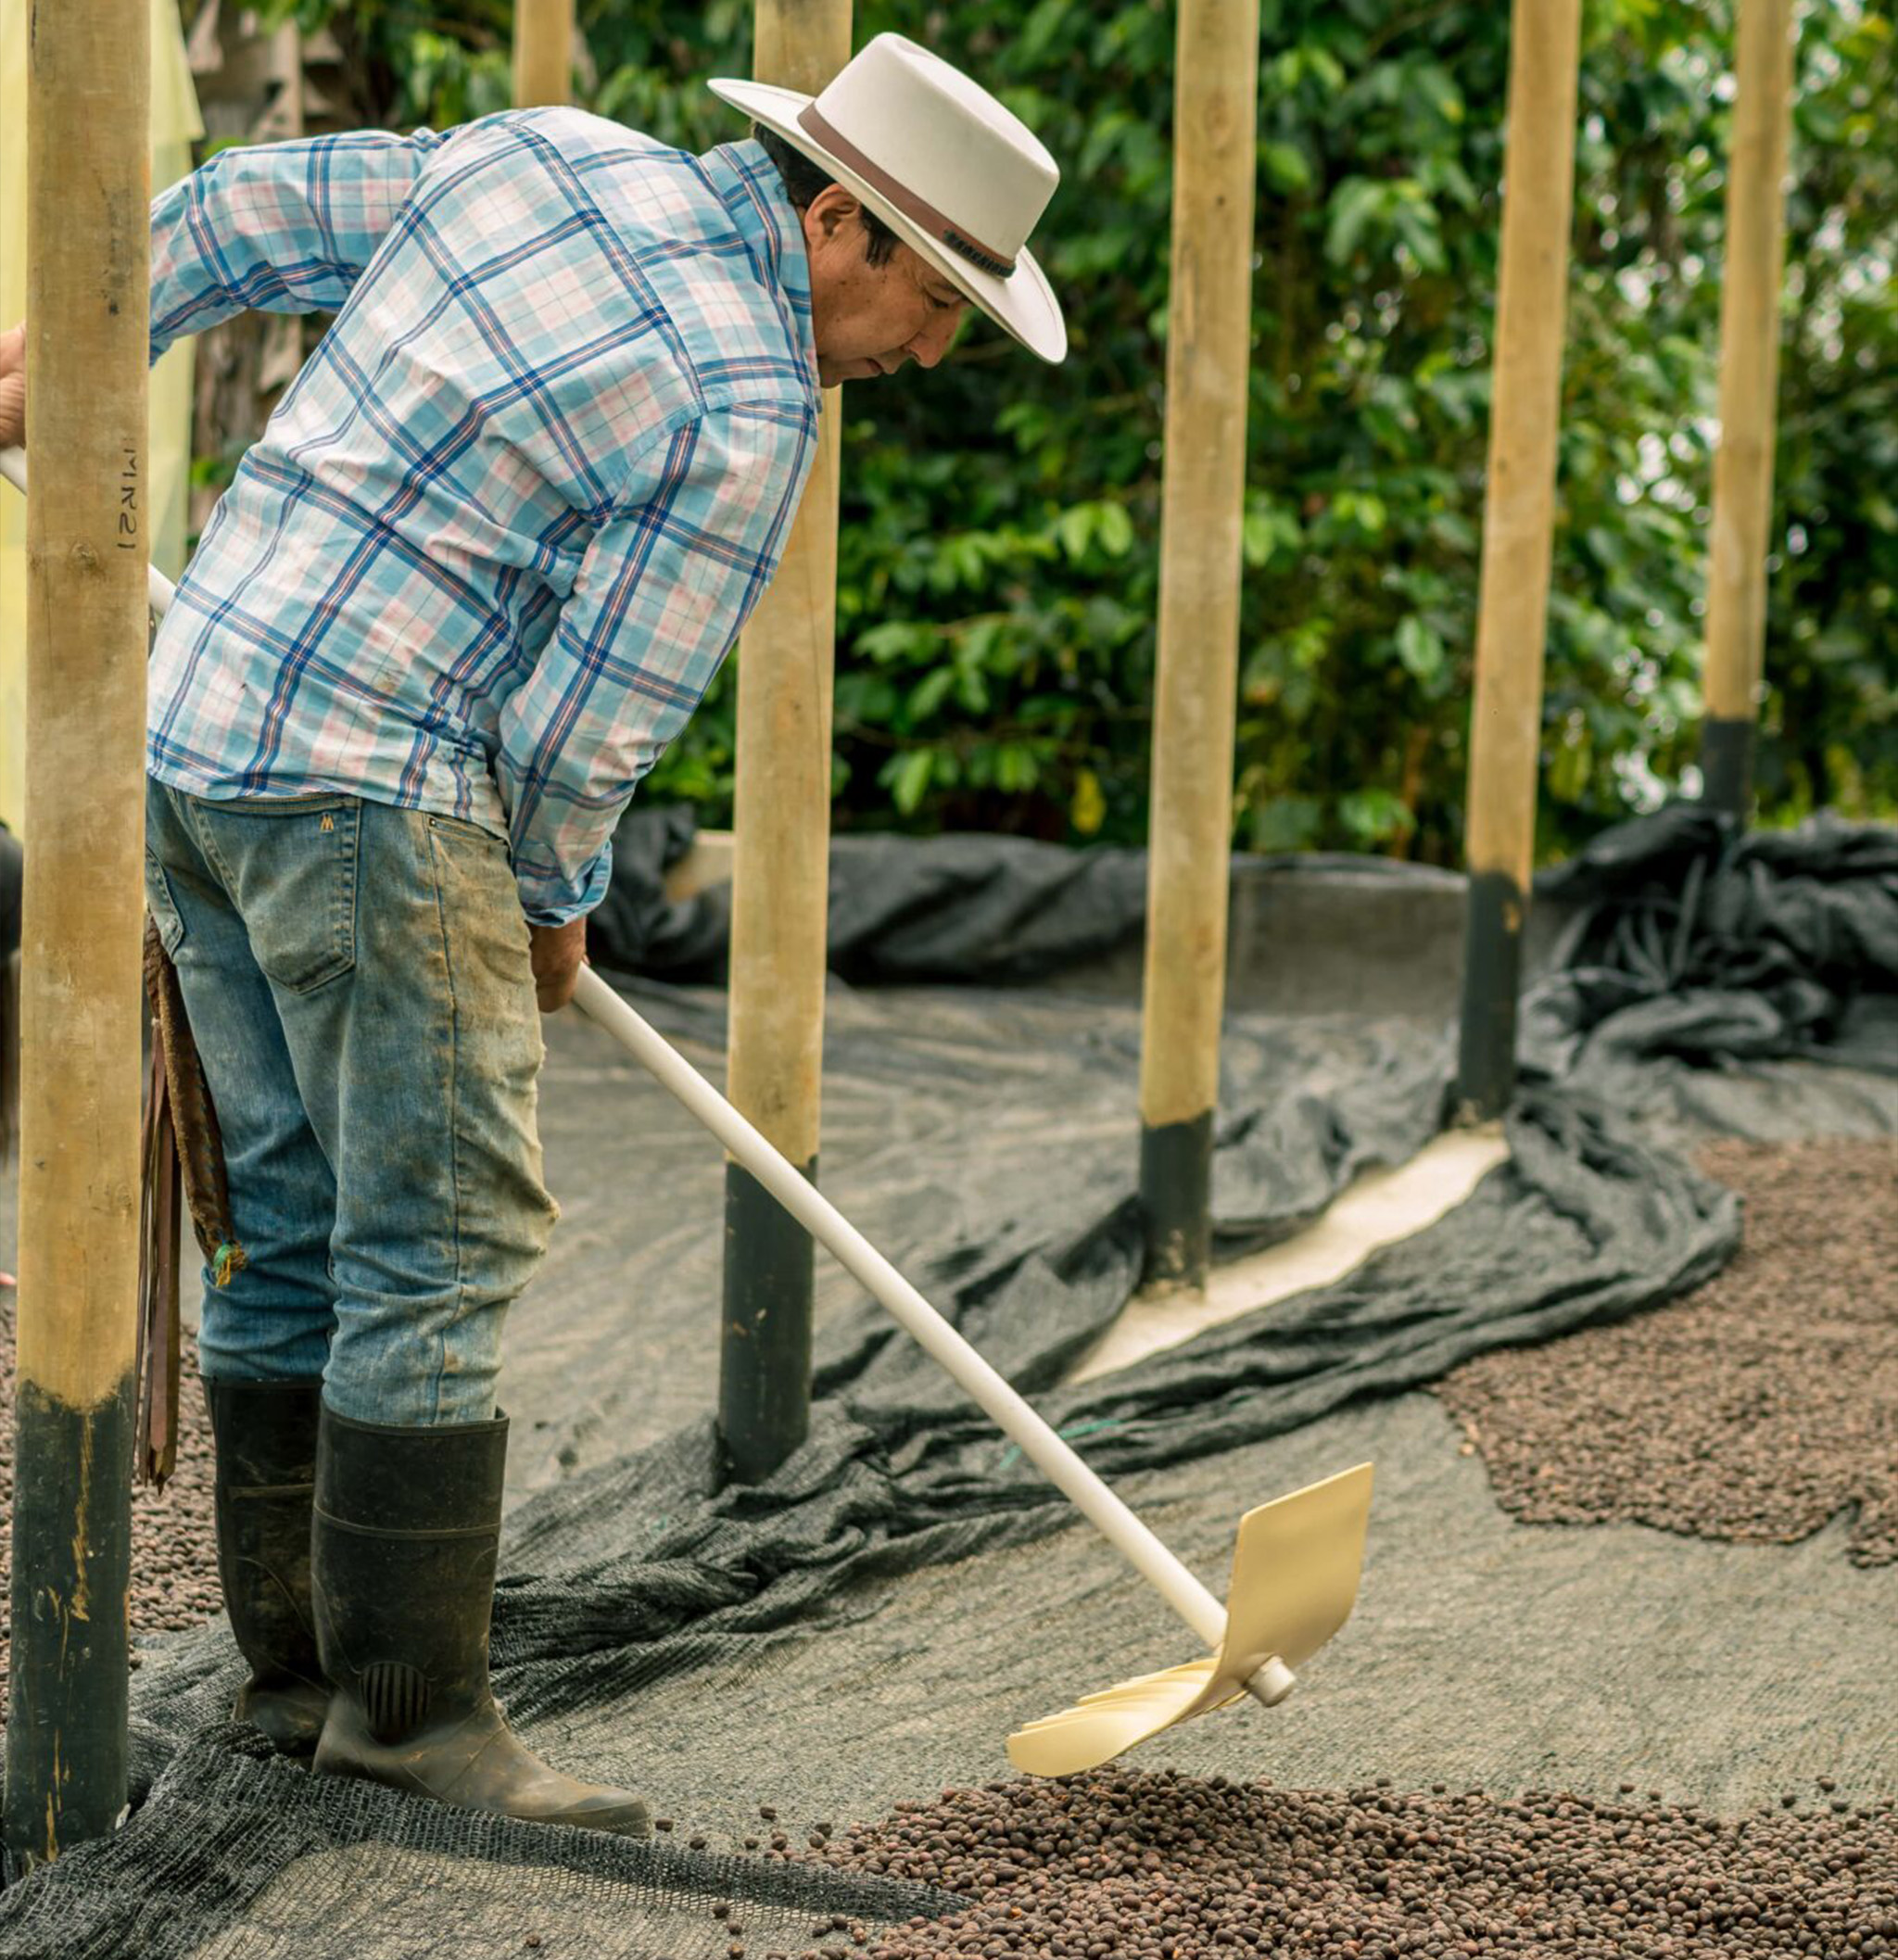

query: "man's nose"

left=907, top=314, right=959, bottom=370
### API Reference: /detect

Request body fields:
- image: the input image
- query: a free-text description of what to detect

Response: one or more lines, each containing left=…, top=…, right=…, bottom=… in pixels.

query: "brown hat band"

left=795, top=105, right=1018, bottom=279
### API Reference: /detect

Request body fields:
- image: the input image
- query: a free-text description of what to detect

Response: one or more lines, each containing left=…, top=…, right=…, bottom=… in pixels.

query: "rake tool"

left=569, top=971, right=1373, bottom=1774
left=4, top=442, right=1373, bottom=1775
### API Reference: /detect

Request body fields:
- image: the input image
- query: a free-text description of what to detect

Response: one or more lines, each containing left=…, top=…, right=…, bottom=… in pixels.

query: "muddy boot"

left=310, top=1402, right=652, bottom=1836
left=202, top=1376, right=332, bottom=1756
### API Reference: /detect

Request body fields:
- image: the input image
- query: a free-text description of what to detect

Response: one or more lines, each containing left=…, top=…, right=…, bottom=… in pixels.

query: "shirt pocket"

left=190, top=794, right=361, bottom=994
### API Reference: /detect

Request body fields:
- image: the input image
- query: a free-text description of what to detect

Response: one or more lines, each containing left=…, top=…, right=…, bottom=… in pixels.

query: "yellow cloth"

left=0, top=0, right=202, bottom=831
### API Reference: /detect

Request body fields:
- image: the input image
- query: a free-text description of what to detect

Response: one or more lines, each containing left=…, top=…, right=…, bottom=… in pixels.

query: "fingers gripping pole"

left=572, top=966, right=1297, bottom=1709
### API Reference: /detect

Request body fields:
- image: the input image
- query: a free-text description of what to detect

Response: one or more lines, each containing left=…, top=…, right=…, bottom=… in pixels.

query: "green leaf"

left=1337, top=789, right=1415, bottom=844
left=886, top=750, right=934, bottom=816
left=856, top=621, right=927, bottom=666
left=908, top=666, right=956, bottom=721
left=1262, top=141, right=1313, bottom=192
left=1053, top=504, right=1098, bottom=562
left=1071, top=767, right=1107, bottom=837
left=1323, top=177, right=1386, bottom=264
left=1095, top=502, right=1134, bottom=557
left=1395, top=616, right=1448, bottom=684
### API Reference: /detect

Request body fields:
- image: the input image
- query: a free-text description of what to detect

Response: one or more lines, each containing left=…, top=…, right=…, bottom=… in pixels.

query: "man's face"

left=799, top=187, right=970, bottom=389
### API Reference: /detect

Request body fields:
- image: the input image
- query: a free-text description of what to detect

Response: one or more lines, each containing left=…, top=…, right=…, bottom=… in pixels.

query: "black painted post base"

left=1699, top=715, right=1755, bottom=824
left=718, top=1156, right=816, bottom=1487
left=3, top=1375, right=135, bottom=1880
left=1454, top=868, right=1525, bottom=1126
left=1139, top=1110, right=1214, bottom=1290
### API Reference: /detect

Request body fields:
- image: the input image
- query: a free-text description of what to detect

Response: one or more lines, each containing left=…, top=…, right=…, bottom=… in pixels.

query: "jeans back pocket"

left=144, top=852, right=188, bottom=957
left=189, top=795, right=361, bottom=993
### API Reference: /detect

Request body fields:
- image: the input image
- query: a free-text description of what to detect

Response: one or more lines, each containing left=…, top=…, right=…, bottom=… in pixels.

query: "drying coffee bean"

left=799, top=1765, right=1897, bottom=1960
left=654, top=1818, right=675, bottom=1832
left=1438, top=1141, right=1898, bottom=1569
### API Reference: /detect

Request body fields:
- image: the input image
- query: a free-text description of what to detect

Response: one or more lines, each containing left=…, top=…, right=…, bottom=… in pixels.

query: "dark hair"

left=753, top=124, right=902, bottom=268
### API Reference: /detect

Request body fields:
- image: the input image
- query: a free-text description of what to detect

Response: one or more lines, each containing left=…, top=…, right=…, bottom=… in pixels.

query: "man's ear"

left=804, top=183, right=865, bottom=250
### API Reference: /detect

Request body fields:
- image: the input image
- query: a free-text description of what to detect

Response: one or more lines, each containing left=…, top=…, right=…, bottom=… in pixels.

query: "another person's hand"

left=0, top=323, right=24, bottom=451
left=528, top=917, right=587, bottom=1013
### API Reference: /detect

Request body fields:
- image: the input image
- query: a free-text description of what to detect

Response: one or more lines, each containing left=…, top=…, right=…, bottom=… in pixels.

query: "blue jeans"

left=143, top=780, right=557, bottom=1425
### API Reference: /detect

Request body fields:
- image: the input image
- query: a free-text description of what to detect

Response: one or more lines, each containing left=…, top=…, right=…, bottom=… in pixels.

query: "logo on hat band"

left=796, top=105, right=1018, bottom=279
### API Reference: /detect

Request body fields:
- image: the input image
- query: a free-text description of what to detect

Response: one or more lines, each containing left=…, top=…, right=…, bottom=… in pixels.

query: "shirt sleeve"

left=497, top=400, right=817, bottom=926
left=148, top=129, right=448, bottom=362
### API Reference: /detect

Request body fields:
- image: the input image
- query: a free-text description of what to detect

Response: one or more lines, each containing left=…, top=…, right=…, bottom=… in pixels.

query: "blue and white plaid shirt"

left=146, top=113, right=819, bottom=922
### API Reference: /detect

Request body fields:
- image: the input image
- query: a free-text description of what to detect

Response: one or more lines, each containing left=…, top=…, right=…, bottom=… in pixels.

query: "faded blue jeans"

left=143, top=779, right=558, bottom=1425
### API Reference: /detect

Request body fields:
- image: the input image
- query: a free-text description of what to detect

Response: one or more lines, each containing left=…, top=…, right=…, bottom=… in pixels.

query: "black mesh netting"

left=0, top=809, right=1892, bottom=1955
left=0, top=1726, right=953, bottom=1960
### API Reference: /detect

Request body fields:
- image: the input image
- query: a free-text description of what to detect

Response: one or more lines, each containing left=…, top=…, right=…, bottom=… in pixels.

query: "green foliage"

left=244, top=0, right=1898, bottom=855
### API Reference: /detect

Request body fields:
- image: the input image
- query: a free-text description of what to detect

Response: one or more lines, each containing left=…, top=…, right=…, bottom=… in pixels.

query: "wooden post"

left=1136, top=0, right=1261, bottom=1288
left=3, top=0, right=151, bottom=1878
left=512, top=0, right=575, bottom=109
left=719, top=0, right=851, bottom=1484
left=1700, top=0, right=1797, bottom=819
left=1452, top=0, right=1583, bottom=1125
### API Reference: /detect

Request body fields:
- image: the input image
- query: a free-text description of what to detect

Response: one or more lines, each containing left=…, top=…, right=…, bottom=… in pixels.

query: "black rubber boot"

left=310, top=1402, right=652, bottom=1836
left=202, top=1376, right=332, bottom=1756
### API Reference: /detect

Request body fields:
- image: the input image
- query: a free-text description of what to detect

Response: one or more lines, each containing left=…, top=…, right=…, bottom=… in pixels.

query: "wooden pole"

left=719, top=0, right=851, bottom=1484
left=3, top=0, right=151, bottom=1878
left=1452, top=0, right=1583, bottom=1125
left=1136, top=0, right=1261, bottom=1288
left=512, top=0, right=576, bottom=108
left=1700, top=0, right=1797, bottom=819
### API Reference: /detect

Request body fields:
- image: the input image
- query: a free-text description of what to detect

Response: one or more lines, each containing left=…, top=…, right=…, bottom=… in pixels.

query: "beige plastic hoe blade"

left=1006, top=1461, right=1373, bottom=1777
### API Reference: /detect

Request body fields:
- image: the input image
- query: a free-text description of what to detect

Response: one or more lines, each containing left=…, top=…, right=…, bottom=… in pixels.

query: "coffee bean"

left=790, top=1766, right=1897, bottom=1960
left=1437, top=1141, right=1898, bottom=1568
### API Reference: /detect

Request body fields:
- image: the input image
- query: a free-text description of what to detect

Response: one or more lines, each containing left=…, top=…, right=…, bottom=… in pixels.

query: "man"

left=0, top=33, right=1064, bottom=1836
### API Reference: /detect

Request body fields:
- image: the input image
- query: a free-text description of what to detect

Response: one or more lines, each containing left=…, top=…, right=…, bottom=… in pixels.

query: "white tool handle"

left=573, top=965, right=1295, bottom=1706
left=0, top=448, right=179, bottom=620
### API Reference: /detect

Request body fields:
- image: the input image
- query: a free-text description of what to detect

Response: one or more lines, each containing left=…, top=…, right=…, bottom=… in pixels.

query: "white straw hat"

left=710, top=33, right=1067, bottom=364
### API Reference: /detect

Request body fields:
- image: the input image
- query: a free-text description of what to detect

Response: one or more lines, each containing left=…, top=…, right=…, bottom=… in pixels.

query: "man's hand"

left=528, top=917, right=587, bottom=1013
left=0, top=323, right=24, bottom=451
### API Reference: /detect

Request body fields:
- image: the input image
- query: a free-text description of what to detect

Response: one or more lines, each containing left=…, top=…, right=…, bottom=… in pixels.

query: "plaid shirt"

left=146, top=114, right=819, bottom=923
